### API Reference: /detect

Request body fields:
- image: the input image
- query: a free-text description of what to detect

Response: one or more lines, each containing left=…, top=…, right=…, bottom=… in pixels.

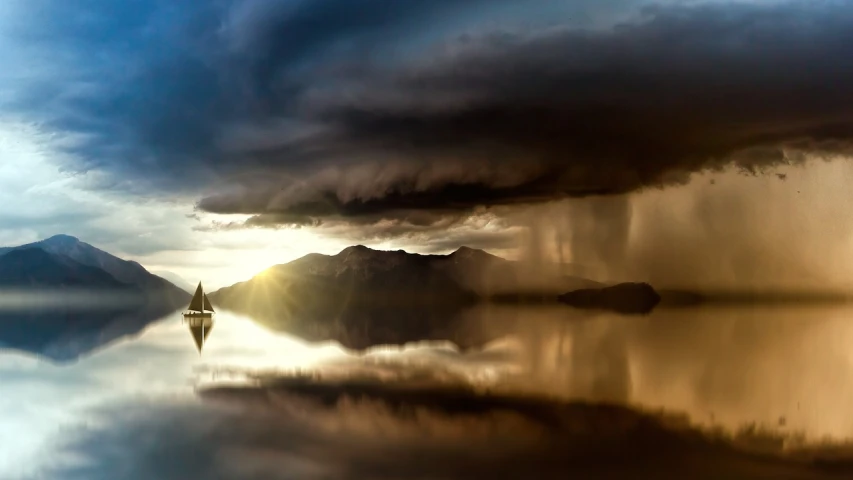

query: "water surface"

left=3, top=303, right=853, bottom=478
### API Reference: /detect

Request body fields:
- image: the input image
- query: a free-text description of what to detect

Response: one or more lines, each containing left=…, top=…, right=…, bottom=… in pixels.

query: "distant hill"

left=0, top=235, right=189, bottom=306
left=0, top=248, right=129, bottom=289
left=210, top=245, right=602, bottom=348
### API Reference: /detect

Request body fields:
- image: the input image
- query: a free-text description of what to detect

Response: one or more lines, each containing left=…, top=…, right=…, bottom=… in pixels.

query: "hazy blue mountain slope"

left=0, top=235, right=189, bottom=305
left=0, top=248, right=128, bottom=289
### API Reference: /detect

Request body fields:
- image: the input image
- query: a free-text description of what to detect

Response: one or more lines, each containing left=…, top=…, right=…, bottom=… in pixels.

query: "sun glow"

left=135, top=221, right=350, bottom=291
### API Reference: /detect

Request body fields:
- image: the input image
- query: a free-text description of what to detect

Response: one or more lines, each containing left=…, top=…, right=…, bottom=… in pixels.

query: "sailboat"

left=183, top=282, right=215, bottom=353
left=184, top=282, right=215, bottom=319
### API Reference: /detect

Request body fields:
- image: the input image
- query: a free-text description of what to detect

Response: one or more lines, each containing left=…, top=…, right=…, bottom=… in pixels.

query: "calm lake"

left=4, top=304, right=853, bottom=479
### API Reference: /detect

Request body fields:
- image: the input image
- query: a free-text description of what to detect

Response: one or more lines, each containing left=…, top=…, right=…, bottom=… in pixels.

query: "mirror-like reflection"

left=0, top=301, right=181, bottom=363
left=185, top=316, right=214, bottom=353
left=0, top=309, right=349, bottom=477
left=447, top=304, right=853, bottom=442
left=4, top=303, right=853, bottom=478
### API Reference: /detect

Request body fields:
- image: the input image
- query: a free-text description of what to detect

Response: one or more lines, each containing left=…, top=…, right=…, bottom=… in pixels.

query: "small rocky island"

left=558, top=282, right=661, bottom=315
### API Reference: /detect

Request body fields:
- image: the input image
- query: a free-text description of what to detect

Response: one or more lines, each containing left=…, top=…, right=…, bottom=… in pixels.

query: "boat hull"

left=183, top=313, right=214, bottom=322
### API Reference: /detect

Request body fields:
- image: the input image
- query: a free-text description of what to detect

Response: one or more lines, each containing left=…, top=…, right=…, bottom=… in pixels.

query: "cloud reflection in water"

left=38, top=365, right=853, bottom=480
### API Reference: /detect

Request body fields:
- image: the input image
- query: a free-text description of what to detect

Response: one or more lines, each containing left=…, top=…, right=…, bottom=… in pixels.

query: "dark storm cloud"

left=8, top=0, right=508, bottom=191
left=412, top=229, right=519, bottom=254
left=10, top=1, right=853, bottom=228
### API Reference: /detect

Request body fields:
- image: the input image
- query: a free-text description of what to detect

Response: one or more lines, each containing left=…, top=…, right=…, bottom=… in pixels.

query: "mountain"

left=0, top=235, right=189, bottom=306
left=210, top=245, right=603, bottom=349
left=0, top=235, right=190, bottom=361
left=214, top=245, right=477, bottom=314
left=213, top=245, right=601, bottom=308
left=0, top=248, right=129, bottom=289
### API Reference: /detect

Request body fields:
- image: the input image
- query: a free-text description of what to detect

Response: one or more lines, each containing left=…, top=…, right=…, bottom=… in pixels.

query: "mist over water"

left=0, top=289, right=152, bottom=310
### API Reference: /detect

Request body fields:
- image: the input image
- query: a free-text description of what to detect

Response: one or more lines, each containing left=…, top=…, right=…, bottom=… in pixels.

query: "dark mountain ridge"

left=210, top=245, right=610, bottom=348
left=215, top=245, right=477, bottom=313
left=213, top=245, right=602, bottom=313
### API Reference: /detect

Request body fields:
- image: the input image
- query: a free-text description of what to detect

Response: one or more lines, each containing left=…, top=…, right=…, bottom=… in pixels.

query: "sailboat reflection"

left=182, top=282, right=216, bottom=353
left=186, top=316, right=214, bottom=353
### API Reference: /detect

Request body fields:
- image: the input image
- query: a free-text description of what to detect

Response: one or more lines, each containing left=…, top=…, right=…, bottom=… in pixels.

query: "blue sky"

left=1, top=0, right=852, bottom=288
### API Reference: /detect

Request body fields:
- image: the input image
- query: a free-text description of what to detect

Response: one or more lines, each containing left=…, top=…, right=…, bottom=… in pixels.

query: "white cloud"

left=0, top=117, right=354, bottom=289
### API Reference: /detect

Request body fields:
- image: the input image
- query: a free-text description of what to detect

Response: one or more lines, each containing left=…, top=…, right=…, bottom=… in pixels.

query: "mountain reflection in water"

left=3, top=303, right=853, bottom=478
